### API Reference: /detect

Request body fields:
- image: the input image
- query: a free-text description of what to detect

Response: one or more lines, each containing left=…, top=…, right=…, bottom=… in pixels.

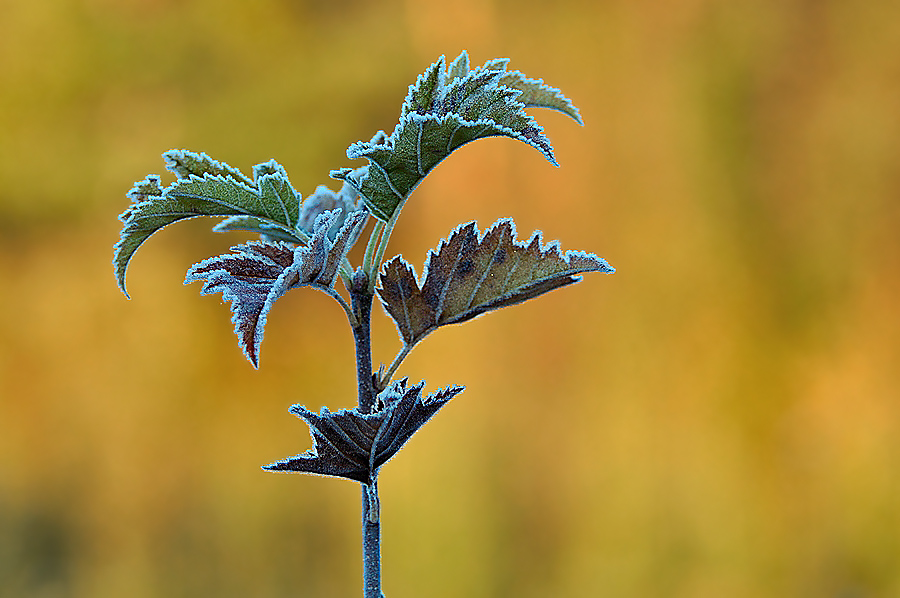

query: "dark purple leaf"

left=264, top=379, right=464, bottom=483
left=185, top=209, right=367, bottom=367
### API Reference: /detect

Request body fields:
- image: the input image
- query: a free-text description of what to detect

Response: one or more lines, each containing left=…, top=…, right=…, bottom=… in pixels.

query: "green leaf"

left=498, top=71, right=583, bottom=124
left=125, top=174, right=164, bottom=203
left=254, top=172, right=302, bottom=228
left=114, top=151, right=312, bottom=297
left=331, top=51, right=582, bottom=222
left=163, top=149, right=255, bottom=186
left=115, top=173, right=294, bottom=296
left=212, top=169, right=367, bottom=246
left=377, top=218, right=614, bottom=349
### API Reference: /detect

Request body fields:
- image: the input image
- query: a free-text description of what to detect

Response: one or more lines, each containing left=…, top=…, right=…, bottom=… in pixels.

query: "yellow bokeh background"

left=1, top=1, right=898, bottom=596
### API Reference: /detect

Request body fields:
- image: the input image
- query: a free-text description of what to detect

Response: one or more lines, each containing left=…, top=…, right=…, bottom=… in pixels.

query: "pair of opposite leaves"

left=114, top=51, right=614, bottom=484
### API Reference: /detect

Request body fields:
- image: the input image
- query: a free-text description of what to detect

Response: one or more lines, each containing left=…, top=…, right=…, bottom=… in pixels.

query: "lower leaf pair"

left=264, top=379, right=465, bottom=483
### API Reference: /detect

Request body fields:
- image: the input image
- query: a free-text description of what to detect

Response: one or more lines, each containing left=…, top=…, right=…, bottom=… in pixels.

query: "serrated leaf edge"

left=379, top=217, right=615, bottom=349
left=263, top=380, right=465, bottom=482
left=339, top=52, right=578, bottom=221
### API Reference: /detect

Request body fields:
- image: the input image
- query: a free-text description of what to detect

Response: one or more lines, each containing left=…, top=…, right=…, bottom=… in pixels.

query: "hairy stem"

left=362, top=482, right=382, bottom=598
left=350, top=277, right=376, bottom=414
left=349, top=273, right=382, bottom=596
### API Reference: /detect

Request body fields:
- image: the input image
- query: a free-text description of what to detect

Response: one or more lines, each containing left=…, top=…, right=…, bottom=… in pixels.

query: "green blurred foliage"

left=1, top=0, right=899, bottom=596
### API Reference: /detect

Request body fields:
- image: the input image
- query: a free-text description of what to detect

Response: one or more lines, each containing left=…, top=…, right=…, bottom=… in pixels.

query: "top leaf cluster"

left=113, top=51, right=611, bottom=373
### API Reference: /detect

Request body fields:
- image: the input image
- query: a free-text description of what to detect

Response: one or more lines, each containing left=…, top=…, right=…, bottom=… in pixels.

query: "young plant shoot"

left=114, top=51, right=614, bottom=597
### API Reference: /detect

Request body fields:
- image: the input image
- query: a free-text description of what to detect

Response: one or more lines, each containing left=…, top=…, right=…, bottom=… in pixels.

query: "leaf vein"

left=463, top=229, right=501, bottom=312
left=368, top=158, right=405, bottom=203
left=434, top=241, right=465, bottom=323
left=415, top=119, right=425, bottom=176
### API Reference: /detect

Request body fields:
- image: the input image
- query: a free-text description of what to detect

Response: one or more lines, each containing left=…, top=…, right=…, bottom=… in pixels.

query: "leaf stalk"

left=317, top=284, right=357, bottom=328
left=379, top=343, right=414, bottom=391
left=362, top=220, right=386, bottom=280
left=368, top=214, right=399, bottom=294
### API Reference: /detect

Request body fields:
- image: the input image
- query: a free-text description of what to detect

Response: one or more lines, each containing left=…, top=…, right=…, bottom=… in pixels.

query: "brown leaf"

left=377, top=257, right=436, bottom=346
left=377, top=218, right=614, bottom=348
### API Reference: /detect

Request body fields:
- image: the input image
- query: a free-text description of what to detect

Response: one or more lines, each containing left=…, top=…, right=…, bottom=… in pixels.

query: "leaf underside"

left=184, top=209, right=367, bottom=367
left=331, top=50, right=582, bottom=221
left=264, top=379, right=465, bottom=483
left=378, top=218, right=614, bottom=349
left=212, top=215, right=308, bottom=244
left=212, top=176, right=368, bottom=246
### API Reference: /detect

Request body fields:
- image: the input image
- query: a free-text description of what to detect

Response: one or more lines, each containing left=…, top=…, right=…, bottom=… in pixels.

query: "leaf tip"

left=115, top=277, right=131, bottom=299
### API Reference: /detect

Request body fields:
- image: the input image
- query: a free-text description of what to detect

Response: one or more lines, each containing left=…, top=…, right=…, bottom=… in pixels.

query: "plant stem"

left=350, top=276, right=376, bottom=414
left=349, top=274, right=382, bottom=597
left=362, top=482, right=382, bottom=598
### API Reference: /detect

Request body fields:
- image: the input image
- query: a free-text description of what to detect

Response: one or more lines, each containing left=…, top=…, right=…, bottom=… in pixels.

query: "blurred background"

left=1, top=0, right=898, bottom=596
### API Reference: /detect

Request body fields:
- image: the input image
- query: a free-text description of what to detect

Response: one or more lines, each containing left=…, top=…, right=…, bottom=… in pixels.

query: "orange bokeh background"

left=1, top=1, right=899, bottom=596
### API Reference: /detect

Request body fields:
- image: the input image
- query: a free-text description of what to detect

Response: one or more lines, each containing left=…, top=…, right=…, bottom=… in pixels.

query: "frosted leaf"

left=378, top=218, right=614, bottom=348
left=163, top=149, right=255, bottom=186
left=264, top=379, right=464, bottom=483
left=298, top=176, right=367, bottom=243
left=213, top=216, right=307, bottom=245
left=125, top=175, right=163, bottom=203
left=115, top=154, right=305, bottom=296
left=331, top=51, right=581, bottom=221
left=184, top=209, right=367, bottom=367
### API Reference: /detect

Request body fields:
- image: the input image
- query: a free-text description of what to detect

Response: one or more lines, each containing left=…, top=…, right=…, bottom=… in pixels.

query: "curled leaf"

left=378, top=218, right=614, bottom=349
left=263, top=379, right=464, bottom=483
left=331, top=51, right=581, bottom=221
left=184, top=209, right=367, bottom=367
left=298, top=175, right=366, bottom=242
left=114, top=153, right=307, bottom=297
left=497, top=71, right=583, bottom=124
